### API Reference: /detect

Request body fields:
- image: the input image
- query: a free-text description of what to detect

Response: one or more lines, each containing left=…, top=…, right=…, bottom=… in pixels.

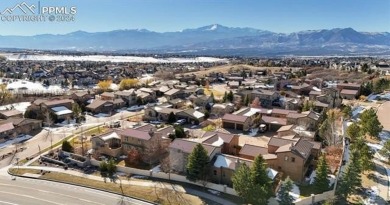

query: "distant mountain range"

left=1, top=24, right=389, bottom=56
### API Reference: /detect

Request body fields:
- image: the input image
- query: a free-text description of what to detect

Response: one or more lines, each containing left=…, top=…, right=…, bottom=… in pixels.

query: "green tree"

left=210, top=92, right=215, bottom=103
left=232, top=163, right=252, bottom=203
left=360, top=109, right=383, bottom=139
left=346, top=122, right=362, bottom=142
left=232, top=156, right=272, bottom=204
left=379, top=140, right=390, bottom=163
left=313, top=155, right=330, bottom=193
left=167, top=112, right=176, bottom=124
left=72, top=103, right=82, bottom=122
left=106, top=159, right=117, bottom=178
left=227, top=91, right=234, bottom=102
left=61, top=141, right=74, bottom=152
left=222, top=91, right=227, bottom=103
left=277, top=177, right=294, bottom=205
left=342, top=105, right=352, bottom=119
left=174, top=126, right=186, bottom=138
left=337, top=150, right=362, bottom=201
left=186, top=144, right=210, bottom=182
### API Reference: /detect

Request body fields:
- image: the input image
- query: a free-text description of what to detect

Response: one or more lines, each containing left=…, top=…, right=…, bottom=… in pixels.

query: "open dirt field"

left=181, top=64, right=274, bottom=77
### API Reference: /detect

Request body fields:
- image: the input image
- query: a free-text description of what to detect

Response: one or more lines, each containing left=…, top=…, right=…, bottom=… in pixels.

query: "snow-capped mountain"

left=0, top=25, right=388, bottom=56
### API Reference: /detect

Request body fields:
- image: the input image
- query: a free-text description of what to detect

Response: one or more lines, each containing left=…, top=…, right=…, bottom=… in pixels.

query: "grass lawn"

left=204, top=88, right=224, bottom=98
left=9, top=168, right=203, bottom=205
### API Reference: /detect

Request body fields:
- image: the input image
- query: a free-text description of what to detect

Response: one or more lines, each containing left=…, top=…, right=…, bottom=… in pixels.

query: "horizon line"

left=2, top=24, right=390, bottom=37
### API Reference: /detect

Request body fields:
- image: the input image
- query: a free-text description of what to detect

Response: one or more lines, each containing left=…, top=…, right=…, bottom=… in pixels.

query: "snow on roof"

left=214, top=155, right=233, bottom=168
left=243, top=108, right=259, bottom=117
left=211, top=137, right=224, bottom=147
left=51, top=106, right=72, bottom=116
left=312, top=86, right=321, bottom=92
left=267, top=168, right=278, bottom=180
left=193, top=110, right=205, bottom=119
left=101, top=132, right=121, bottom=141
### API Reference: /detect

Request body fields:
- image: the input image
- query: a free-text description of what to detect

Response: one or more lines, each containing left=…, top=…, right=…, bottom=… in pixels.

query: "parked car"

left=174, top=119, right=186, bottom=126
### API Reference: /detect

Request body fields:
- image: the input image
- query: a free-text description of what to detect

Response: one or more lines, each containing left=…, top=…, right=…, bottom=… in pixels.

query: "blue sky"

left=0, top=0, right=389, bottom=35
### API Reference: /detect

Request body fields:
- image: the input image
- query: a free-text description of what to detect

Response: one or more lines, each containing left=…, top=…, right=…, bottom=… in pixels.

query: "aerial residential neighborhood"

left=0, top=0, right=389, bottom=205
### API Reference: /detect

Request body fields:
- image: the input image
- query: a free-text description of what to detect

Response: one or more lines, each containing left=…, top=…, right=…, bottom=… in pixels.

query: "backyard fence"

left=90, top=159, right=238, bottom=196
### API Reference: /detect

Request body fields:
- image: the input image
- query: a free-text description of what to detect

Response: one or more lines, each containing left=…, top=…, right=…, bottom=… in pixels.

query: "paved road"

left=0, top=174, right=152, bottom=205
left=0, top=110, right=143, bottom=168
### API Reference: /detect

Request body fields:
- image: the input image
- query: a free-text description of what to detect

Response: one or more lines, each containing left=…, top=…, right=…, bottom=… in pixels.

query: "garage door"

left=223, top=122, right=235, bottom=129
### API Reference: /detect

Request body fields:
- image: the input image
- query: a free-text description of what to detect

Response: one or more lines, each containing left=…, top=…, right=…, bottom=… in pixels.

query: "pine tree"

left=168, top=112, right=176, bottom=124
left=227, top=90, right=234, bottom=102
left=186, top=144, right=210, bottom=182
left=251, top=155, right=272, bottom=188
left=232, top=156, right=272, bottom=204
left=244, top=94, right=250, bottom=106
left=346, top=122, right=362, bottom=142
left=360, top=108, right=383, bottom=139
left=337, top=150, right=362, bottom=200
left=313, top=155, right=330, bottom=193
left=222, top=91, right=227, bottom=103
left=232, top=163, right=252, bottom=203
left=342, top=105, right=352, bottom=119
left=278, top=177, right=294, bottom=205
left=210, top=92, right=215, bottom=103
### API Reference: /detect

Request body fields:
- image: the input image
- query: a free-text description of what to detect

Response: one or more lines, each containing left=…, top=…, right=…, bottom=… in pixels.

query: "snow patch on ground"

left=307, top=171, right=336, bottom=187
left=364, top=186, right=379, bottom=205
left=94, top=113, right=110, bottom=118
left=0, top=102, right=31, bottom=113
left=2, top=79, right=64, bottom=94
left=0, top=134, right=33, bottom=149
left=4, top=54, right=228, bottom=63
left=208, top=189, right=220, bottom=195
left=150, top=165, right=161, bottom=173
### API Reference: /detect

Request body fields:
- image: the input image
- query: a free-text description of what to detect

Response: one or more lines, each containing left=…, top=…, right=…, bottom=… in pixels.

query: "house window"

left=213, top=170, right=217, bottom=175
left=291, top=157, right=295, bottom=162
left=284, top=156, right=289, bottom=161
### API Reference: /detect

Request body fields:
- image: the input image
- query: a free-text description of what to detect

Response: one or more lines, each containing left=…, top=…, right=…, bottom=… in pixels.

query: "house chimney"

left=149, top=128, right=154, bottom=137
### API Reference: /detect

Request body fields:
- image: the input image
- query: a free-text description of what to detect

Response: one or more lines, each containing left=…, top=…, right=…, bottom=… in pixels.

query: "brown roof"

left=286, top=112, right=306, bottom=119
left=314, top=101, right=329, bottom=108
left=135, top=124, right=157, bottom=132
left=118, top=128, right=152, bottom=140
left=32, top=99, right=47, bottom=105
left=202, top=131, right=235, bottom=144
left=291, top=139, right=314, bottom=159
left=310, top=141, right=322, bottom=150
left=277, top=125, right=295, bottom=132
left=43, top=99, right=74, bottom=107
left=73, top=91, right=89, bottom=97
left=337, top=83, right=361, bottom=88
left=268, top=137, right=296, bottom=148
left=101, top=92, right=115, bottom=98
left=169, top=139, right=217, bottom=156
left=0, top=122, right=14, bottom=133
left=86, top=99, right=113, bottom=110
left=272, top=108, right=297, bottom=116
left=165, top=88, right=181, bottom=96
left=0, top=110, right=22, bottom=117
left=340, top=89, right=358, bottom=95
left=239, top=144, right=268, bottom=157
left=222, top=114, right=249, bottom=123
left=261, top=116, right=287, bottom=125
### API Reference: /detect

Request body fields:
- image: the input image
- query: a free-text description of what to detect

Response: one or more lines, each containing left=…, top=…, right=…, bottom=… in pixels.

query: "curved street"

left=0, top=174, right=152, bottom=205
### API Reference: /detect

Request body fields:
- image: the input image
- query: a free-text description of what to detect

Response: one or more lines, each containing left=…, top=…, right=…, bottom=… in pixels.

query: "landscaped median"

left=8, top=168, right=203, bottom=205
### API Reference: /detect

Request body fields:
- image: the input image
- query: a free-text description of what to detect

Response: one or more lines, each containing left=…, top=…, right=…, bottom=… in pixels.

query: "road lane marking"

left=38, top=190, right=105, bottom=205
left=0, top=183, right=104, bottom=205
left=0, top=191, right=62, bottom=205
left=0, top=200, right=19, bottom=205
